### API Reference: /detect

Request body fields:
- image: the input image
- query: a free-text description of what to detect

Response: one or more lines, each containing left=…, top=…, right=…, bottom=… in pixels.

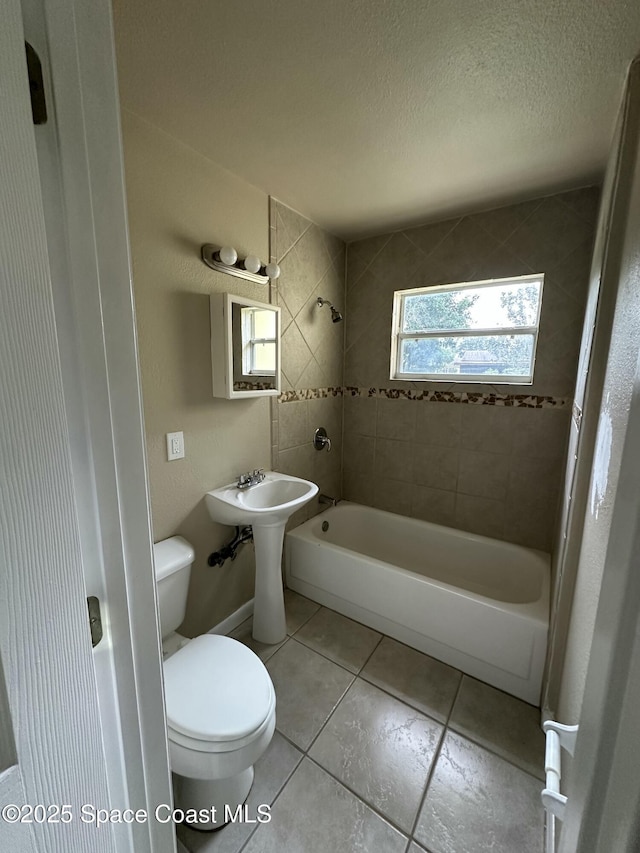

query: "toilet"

left=153, top=535, right=276, bottom=829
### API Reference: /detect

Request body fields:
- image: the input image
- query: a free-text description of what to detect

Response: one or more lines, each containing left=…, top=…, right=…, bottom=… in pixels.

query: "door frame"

left=37, top=0, right=175, bottom=846
left=2, top=0, right=174, bottom=850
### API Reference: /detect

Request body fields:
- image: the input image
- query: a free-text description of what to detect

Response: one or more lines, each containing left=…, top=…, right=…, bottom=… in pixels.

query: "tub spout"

left=319, top=494, right=338, bottom=507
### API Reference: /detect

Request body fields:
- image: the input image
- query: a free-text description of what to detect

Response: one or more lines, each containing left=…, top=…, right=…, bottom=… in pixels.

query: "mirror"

left=210, top=293, right=281, bottom=398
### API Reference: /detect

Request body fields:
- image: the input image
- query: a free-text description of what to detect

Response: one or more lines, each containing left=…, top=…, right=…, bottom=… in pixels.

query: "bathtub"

left=285, top=502, right=549, bottom=705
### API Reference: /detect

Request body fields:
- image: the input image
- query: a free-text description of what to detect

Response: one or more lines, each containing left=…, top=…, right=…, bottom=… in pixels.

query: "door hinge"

left=25, top=42, right=47, bottom=125
left=87, top=596, right=103, bottom=648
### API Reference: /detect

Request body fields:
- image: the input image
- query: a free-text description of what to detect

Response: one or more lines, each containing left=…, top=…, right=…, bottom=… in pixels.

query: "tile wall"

left=343, top=188, right=599, bottom=550
left=269, top=200, right=346, bottom=522
left=343, top=395, right=571, bottom=549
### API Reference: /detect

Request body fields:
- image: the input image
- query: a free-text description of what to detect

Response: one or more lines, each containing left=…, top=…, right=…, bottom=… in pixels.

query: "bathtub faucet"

left=319, top=493, right=338, bottom=507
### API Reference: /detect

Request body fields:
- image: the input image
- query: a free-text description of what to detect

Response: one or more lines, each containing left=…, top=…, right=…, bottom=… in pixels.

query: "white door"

left=0, top=5, right=116, bottom=848
left=1, top=1, right=174, bottom=851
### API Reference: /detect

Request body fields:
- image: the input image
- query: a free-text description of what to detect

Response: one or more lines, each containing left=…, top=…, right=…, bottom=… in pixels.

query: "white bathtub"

left=285, top=502, right=549, bottom=705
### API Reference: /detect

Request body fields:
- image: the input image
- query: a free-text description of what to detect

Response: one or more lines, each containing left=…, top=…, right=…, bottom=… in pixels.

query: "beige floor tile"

left=294, top=607, right=381, bottom=673
left=449, top=676, right=545, bottom=779
left=310, top=679, right=443, bottom=833
left=361, top=636, right=461, bottom=722
left=415, top=731, right=544, bottom=853
left=266, top=639, right=353, bottom=749
left=242, top=758, right=407, bottom=853
left=284, top=588, right=321, bottom=634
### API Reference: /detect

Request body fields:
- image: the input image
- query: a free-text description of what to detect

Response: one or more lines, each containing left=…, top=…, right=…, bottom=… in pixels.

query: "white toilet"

left=153, top=535, right=276, bottom=830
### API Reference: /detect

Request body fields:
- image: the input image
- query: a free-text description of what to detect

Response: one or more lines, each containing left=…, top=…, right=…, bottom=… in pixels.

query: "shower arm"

left=316, top=297, right=343, bottom=323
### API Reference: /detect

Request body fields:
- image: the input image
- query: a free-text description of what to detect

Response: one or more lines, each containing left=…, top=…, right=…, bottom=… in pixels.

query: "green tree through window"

left=402, top=291, right=478, bottom=373
left=479, top=283, right=540, bottom=375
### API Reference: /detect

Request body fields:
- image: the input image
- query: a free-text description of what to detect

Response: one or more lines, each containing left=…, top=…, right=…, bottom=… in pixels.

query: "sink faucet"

left=237, top=469, right=266, bottom=490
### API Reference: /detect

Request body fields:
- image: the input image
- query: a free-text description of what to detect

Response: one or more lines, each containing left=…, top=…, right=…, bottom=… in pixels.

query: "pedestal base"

left=251, top=523, right=287, bottom=644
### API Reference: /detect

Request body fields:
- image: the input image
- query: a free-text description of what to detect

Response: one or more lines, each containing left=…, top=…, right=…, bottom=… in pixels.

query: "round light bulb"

left=264, top=262, right=281, bottom=280
left=243, top=254, right=261, bottom=274
left=218, top=246, right=238, bottom=266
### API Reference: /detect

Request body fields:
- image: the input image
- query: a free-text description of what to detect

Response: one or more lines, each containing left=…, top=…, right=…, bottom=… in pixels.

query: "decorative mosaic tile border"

left=278, top=387, right=343, bottom=402
left=344, top=387, right=571, bottom=408
left=278, top=385, right=571, bottom=409
left=234, top=381, right=277, bottom=392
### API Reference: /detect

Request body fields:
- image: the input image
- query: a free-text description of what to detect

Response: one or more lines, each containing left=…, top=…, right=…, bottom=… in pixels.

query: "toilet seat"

left=168, top=697, right=275, bottom=754
left=163, top=634, right=275, bottom=748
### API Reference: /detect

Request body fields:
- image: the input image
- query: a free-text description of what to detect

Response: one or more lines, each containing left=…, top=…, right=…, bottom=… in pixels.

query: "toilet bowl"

left=154, top=536, right=275, bottom=829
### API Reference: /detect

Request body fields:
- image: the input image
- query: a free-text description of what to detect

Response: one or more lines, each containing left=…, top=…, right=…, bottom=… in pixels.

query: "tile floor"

left=178, top=590, right=545, bottom=853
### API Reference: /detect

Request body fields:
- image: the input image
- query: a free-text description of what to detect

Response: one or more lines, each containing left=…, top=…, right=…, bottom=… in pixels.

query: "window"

left=241, top=307, right=277, bottom=376
left=390, top=274, right=544, bottom=384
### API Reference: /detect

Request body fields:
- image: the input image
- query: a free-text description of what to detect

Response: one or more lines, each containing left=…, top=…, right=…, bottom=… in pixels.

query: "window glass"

left=251, top=341, right=276, bottom=374
left=392, top=274, right=543, bottom=384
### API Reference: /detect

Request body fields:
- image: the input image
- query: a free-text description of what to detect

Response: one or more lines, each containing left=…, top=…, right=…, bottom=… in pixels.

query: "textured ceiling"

left=112, top=0, right=640, bottom=239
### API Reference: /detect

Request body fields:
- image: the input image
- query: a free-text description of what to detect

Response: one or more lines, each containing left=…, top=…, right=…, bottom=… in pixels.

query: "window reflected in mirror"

left=232, top=303, right=278, bottom=392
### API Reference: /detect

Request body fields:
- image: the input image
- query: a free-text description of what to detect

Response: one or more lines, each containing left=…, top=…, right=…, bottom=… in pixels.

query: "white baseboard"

left=208, top=598, right=254, bottom=636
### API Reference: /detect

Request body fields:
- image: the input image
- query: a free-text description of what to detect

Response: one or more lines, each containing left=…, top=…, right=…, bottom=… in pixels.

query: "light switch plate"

left=166, top=431, right=185, bottom=461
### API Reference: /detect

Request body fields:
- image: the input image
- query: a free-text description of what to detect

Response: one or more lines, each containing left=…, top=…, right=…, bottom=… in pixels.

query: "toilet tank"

left=153, top=536, right=195, bottom=639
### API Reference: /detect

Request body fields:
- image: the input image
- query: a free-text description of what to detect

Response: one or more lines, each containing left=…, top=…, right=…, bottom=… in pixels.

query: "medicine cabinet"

left=210, top=293, right=281, bottom=399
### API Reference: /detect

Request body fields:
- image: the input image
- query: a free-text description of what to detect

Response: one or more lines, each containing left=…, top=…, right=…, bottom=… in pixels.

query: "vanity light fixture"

left=202, top=243, right=281, bottom=285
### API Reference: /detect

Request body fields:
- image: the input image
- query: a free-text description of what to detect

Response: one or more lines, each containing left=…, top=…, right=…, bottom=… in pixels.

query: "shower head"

left=316, top=297, right=343, bottom=323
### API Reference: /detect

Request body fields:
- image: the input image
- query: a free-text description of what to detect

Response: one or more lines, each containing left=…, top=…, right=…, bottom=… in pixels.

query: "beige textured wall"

left=121, top=109, right=271, bottom=636
left=270, top=201, right=346, bottom=527
left=343, top=188, right=599, bottom=550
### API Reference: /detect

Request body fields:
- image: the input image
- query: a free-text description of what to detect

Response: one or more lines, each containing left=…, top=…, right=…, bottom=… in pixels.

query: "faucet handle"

left=237, top=469, right=265, bottom=489
left=313, top=427, right=331, bottom=452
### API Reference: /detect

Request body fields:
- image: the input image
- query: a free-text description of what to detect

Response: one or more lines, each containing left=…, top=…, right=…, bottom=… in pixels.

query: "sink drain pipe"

left=208, top=525, right=254, bottom=567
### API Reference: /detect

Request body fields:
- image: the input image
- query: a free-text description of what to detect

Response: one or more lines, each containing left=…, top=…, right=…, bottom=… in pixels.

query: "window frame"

left=390, top=273, right=544, bottom=385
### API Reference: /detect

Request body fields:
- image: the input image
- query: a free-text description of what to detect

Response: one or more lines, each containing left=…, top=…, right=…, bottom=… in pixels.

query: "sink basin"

left=205, top=472, right=318, bottom=645
left=205, top=471, right=318, bottom=527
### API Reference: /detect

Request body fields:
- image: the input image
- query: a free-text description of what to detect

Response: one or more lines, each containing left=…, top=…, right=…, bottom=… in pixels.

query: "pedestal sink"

left=205, top=472, right=318, bottom=644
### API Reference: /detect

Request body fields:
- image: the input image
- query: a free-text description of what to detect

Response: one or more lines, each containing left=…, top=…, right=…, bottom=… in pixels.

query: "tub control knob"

left=313, top=427, right=331, bottom=452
